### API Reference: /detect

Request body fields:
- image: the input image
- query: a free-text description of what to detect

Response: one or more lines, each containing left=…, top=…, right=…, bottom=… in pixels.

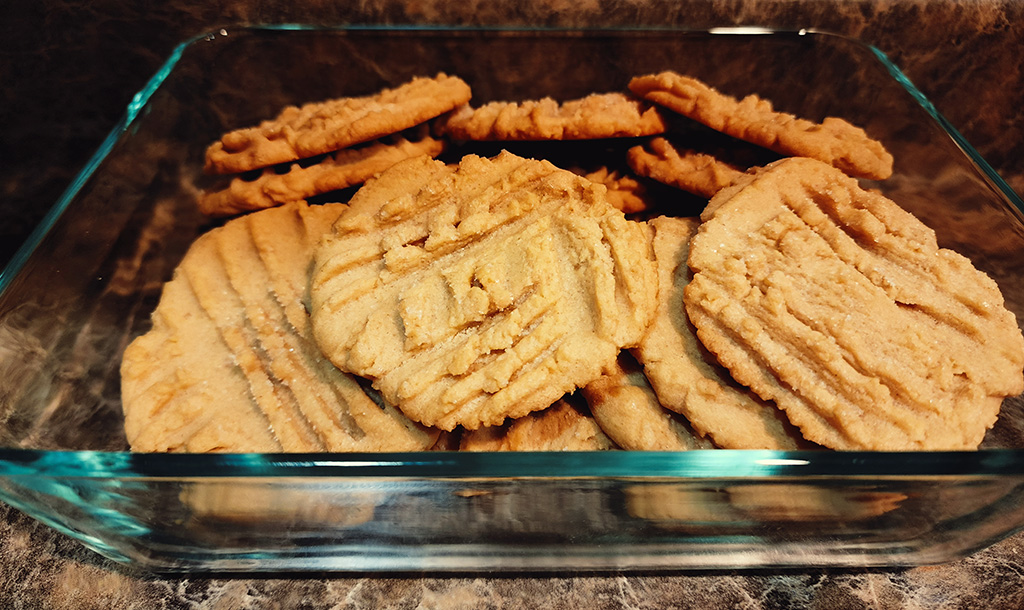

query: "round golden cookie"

left=633, top=216, right=807, bottom=450
left=438, top=92, right=667, bottom=141
left=198, top=133, right=445, bottom=217
left=459, top=398, right=617, bottom=451
left=120, top=201, right=437, bottom=453
left=628, top=71, right=893, bottom=181
left=310, top=151, right=659, bottom=431
left=582, top=351, right=714, bottom=451
left=627, top=137, right=745, bottom=199
left=204, top=73, right=471, bottom=174
left=572, top=167, right=652, bottom=214
left=684, top=157, right=1024, bottom=450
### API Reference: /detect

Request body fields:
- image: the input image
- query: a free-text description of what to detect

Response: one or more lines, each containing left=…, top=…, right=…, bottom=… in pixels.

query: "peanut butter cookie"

left=459, top=398, right=616, bottom=451
left=204, top=73, right=471, bottom=174
left=582, top=351, right=714, bottom=451
left=572, top=166, right=652, bottom=214
left=685, top=157, right=1024, bottom=450
left=627, top=137, right=745, bottom=199
left=438, top=92, right=666, bottom=141
left=121, top=201, right=437, bottom=452
left=629, top=71, right=893, bottom=180
left=310, top=151, right=659, bottom=431
left=634, top=216, right=807, bottom=450
left=198, top=133, right=445, bottom=216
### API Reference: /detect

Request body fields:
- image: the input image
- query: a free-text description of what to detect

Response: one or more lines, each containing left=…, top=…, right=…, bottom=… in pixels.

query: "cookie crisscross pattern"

left=311, top=153, right=658, bottom=430
left=685, top=158, right=1024, bottom=450
left=121, top=202, right=436, bottom=452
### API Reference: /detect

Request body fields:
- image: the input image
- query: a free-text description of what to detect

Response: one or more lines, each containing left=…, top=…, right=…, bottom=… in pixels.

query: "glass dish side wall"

left=2, top=451, right=1024, bottom=571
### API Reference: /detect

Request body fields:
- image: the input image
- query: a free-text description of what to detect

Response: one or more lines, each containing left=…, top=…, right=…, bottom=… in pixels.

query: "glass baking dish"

left=2, top=25, right=1024, bottom=573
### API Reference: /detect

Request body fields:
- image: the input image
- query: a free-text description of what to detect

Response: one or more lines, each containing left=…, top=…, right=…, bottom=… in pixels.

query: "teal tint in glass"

left=1, top=27, right=1023, bottom=572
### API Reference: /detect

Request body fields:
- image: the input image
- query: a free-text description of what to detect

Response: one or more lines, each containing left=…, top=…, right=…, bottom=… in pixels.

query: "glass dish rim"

left=2, top=24, right=1024, bottom=481
left=3, top=448, right=1024, bottom=479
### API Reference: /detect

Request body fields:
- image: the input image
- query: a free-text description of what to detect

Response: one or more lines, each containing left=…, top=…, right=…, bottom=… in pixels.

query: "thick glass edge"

left=3, top=449, right=1024, bottom=479
left=2, top=24, right=1024, bottom=481
left=861, top=42, right=1024, bottom=217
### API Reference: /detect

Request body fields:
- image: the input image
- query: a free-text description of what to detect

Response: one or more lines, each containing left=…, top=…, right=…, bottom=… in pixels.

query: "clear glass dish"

left=1, top=25, right=1024, bottom=573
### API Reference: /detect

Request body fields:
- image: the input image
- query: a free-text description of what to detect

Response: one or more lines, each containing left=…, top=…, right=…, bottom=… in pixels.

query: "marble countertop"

left=3, top=0, right=1024, bottom=607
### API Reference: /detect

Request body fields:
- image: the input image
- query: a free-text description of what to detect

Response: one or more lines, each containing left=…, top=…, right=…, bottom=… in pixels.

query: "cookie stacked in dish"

left=120, top=71, right=1024, bottom=453
left=197, top=73, right=469, bottom=217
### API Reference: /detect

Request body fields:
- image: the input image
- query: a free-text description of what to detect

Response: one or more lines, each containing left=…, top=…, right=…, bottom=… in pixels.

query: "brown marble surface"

left=3, top=0, right=1024, bottom=608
